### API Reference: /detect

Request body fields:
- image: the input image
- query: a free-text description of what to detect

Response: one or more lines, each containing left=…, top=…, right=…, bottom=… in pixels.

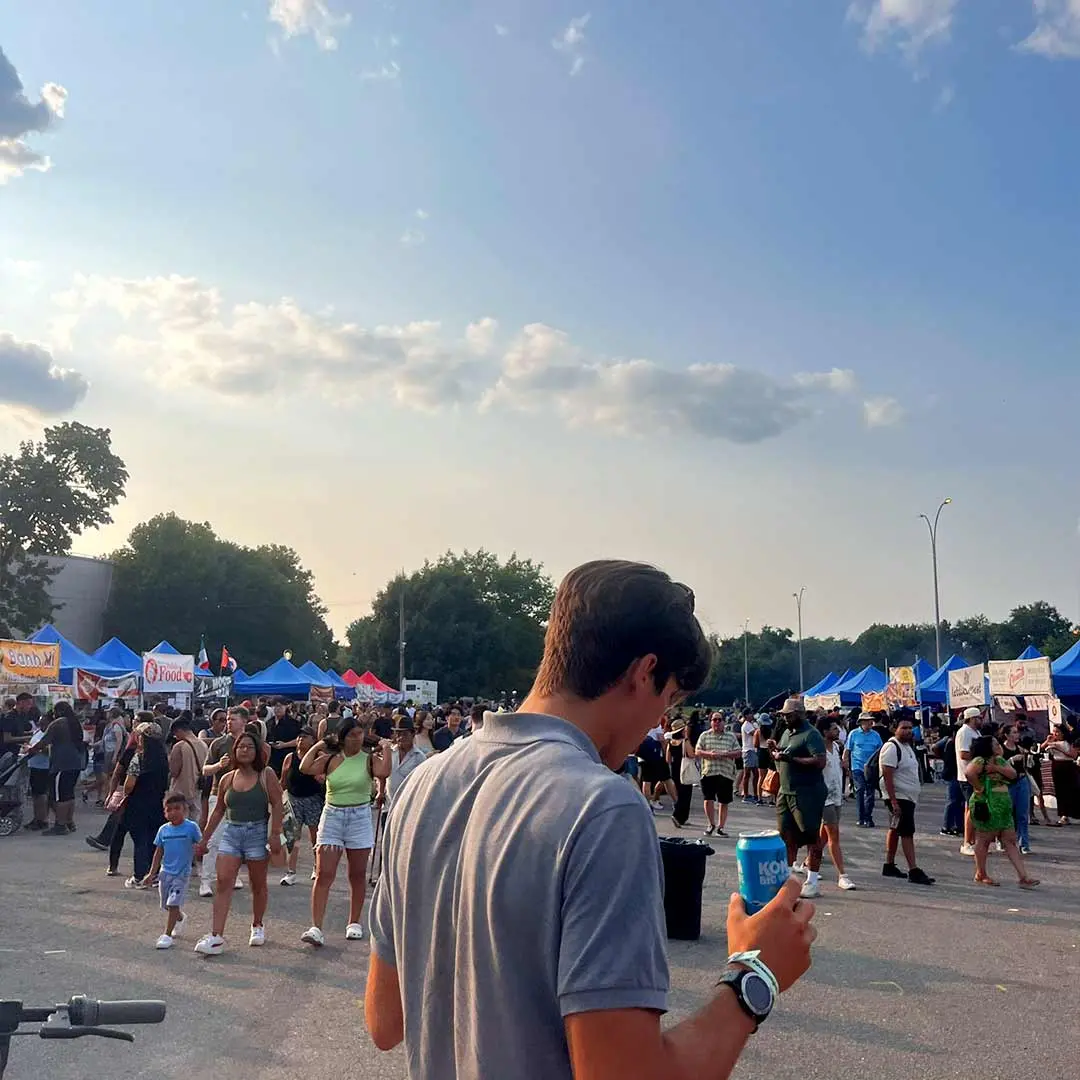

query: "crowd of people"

left=624, top=695, right=1080, bottom=893
left=0, top=691, right=490, bottom=954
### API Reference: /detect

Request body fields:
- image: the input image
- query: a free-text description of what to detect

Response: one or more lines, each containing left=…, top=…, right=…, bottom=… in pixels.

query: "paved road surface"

left=3, top=785, right=1078, bottom=1079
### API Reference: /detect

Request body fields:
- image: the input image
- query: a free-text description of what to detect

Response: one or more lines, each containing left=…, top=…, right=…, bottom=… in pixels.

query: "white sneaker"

left=123, top=876, right=147, bottom=890
left=800, top=880, right=821, bottom=899
left=194, top=934, right=225, bottom=956
left=248, top=925, right=265, bottom=947
left=301, top=926, right=325, bottom=947
left=155, top=934, right=174, bottom=950
left=992, top=840, right=1004, bottom=853
left=345, top=923, right=364, bottom=940
left=198, top=882, right=213, bottom=898
left=280, top=871, right=296, bottom=887
left=311, top=867, right=317, bottom=880
left=837, top=875, right=856, bottom=891
left=173, top=913, right=188, bottom=938
left=959, top=843, right=976, bottom=856
left=234, top=877, right=245, bottom=890
left=792, top=860, right=808, bottom=874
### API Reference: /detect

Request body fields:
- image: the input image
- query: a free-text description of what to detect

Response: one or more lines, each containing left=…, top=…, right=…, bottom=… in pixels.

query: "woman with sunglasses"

left=193, top=728, right=284, bottom=955
left=298, top=716, right=391, bottom=946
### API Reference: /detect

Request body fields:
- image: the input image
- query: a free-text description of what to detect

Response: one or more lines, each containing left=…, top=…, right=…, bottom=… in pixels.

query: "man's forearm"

left=661, top=985, right=756, bottom=1080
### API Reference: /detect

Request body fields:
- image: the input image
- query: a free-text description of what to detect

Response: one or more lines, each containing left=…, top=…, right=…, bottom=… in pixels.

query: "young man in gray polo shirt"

left=366, top=560, right=818, bottom=1080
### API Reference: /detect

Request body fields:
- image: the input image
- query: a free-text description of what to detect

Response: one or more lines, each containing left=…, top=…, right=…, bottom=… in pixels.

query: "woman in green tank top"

left=298, top=716, right=392, bottom=946
left=194, top=728, right=285, bottom=955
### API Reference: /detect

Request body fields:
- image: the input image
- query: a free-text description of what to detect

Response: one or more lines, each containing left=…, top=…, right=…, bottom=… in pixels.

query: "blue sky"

left=3, top=1, right=1080, bottom=644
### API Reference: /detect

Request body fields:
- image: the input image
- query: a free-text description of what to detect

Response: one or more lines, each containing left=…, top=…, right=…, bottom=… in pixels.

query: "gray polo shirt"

left=369, top=712, right=668, bottom=1079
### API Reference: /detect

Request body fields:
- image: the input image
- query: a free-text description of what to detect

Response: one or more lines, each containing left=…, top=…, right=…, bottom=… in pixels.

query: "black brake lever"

left=40, top=1027, right=135, bottom=1042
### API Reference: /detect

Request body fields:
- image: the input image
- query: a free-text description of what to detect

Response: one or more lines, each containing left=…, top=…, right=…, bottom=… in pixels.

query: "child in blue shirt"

left=142, top=793, right=202, bottom=949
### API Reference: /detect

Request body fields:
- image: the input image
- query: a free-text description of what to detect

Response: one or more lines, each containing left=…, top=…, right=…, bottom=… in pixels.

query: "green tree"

left=0, top=423, right=128, bottom=636
left=998, top=602, right=1072, bottom=659
left=345, top=551, right=555, bottom=699
left=104, top=513, right=335, bottom=670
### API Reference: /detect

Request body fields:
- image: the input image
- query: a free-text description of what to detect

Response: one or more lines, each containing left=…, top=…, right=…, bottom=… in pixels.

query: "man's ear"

left=624, top=654, right=659, bottom=696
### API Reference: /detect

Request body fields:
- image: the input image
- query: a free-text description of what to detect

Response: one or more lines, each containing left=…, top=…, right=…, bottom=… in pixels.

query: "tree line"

left=4, top=422, right=1076, bottom=703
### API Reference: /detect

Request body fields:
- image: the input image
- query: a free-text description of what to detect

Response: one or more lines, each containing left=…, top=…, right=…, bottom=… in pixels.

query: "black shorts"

left=777, top=790, right=826, bottom=846
left=701, top=774, right=734, bottom=804
left=51, top=770, right=80, bottom=803
left=640, top=760, right=671, bottom=786
left=888, top=798, right=917, bottom=838
left=29, top=769, right=51, bottom=798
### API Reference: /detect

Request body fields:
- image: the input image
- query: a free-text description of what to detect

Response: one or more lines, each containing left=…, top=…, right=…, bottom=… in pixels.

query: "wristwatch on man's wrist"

left=717, top=966, right=774, bottom=1031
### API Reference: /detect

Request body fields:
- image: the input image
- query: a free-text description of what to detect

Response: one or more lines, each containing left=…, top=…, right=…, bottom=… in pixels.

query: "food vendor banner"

left=75, top=669, right=139, bottom=702
left=142, top=651, right=195, bottom=693
left=885, top=666, right=917, bottom=708
left=194, top=675, right=232, bottom=703
left=309, top=685, right=334, bottom=705
left=0, top=639, right=60, bottom=682
left=988, top=658, right=1052, bottom=697
left=948, top=664, right=988, bottom=709
left=861, top=691, right=887, bottom=713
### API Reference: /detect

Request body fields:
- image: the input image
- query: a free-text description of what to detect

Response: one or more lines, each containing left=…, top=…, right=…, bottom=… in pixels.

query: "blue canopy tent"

left=916, top=654, right=971, bottom=706
left=237, top=657, right=313, bottom=699
left=1016, top=645, right=1044, bottom=660
left=92, top=636, right=141, bottom=672
left=298, top=661, right=333, bottom=687
left=803, top=672, right=839, bottom=697
left=1051, top=639, right=1080, bottom=698
left=149, top=641, right=181, bottom=655
left=832, top=665, right=887, bottom=707
left=913, top=658, right=935, bottom=685
left=327, top=669, right=356, bottom=700
left=30, top=625, right=133, bottom=684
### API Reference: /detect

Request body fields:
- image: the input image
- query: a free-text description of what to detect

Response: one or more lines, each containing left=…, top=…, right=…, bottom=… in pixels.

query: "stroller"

left=0, top=751, right=28, bottom=836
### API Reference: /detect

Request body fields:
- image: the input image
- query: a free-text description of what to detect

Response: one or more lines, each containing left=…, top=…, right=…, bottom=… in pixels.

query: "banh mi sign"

left=0, top=640, right=61, bottom=681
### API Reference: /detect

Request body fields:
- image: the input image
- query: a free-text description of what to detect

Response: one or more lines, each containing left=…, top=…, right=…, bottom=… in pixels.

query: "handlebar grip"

left=69, top=996, right=166, bottom=1026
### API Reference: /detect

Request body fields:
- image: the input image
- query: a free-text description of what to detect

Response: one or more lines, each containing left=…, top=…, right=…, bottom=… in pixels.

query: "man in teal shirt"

left=843, top=713, right=883, bottom=828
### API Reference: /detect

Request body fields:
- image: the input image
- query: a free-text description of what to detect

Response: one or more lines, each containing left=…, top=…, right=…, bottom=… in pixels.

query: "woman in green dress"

left=965, top=735, right=1039, bottom=889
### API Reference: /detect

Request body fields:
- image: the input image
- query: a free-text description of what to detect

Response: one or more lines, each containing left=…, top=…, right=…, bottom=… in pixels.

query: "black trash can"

left=658, top=837, right=714, bottom=941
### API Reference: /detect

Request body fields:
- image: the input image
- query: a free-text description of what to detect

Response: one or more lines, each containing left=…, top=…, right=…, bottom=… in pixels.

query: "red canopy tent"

left=352, top=670, right=403, bottom=703
left=340, top=669, right=361, bottom=687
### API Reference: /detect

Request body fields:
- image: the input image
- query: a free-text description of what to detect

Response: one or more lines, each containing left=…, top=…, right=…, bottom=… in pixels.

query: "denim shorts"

left=218, top=820, right=269, bottom=861
left=316, top=803, right=375, bottom=850
left=159, top=871, right=190, bottom=910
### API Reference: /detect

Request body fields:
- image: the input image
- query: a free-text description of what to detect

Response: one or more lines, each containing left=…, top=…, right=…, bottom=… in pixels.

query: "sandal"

left=973, top=875, right=999, bottom=886
left=1018, top=878, right=1040, bottom=889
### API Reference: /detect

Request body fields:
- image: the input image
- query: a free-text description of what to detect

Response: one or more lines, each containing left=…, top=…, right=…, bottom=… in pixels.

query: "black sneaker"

left=671, top=816, right=682, bottom=829
left=882, top=862, right=907, bottom=879
left=86, top=835, right=108, bottom=851
left=907, top=867, right=935, bottom=886
left=66, top=822, right=76, bottom=833
left=866, top=820, right=876, bottom=828
left=939, top=828, right=952, bottom=836
left=24, top=819, right=47, bottom=831
left=41, top=824, right=69, bottom=836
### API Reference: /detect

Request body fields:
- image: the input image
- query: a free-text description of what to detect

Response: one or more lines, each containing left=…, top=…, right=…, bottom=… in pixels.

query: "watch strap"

left=727, top=949, right=780, bottom=999
left=716, top=967, right=771, bottom=1031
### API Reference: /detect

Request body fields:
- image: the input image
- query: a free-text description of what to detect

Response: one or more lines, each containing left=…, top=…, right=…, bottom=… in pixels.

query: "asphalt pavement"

left=3, top=785, right=1079, bottom=1079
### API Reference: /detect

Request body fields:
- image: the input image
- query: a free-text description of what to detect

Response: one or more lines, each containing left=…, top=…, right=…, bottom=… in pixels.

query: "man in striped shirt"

left=695, top=713, right=742, bottom=836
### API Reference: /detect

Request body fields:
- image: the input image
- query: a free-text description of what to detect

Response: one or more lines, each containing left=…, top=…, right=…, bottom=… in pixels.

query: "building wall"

left=42, top=555, right=114, bottom=652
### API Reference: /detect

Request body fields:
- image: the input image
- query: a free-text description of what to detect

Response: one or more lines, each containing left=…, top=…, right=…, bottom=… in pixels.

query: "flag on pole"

left=220, top=646, right=237, bottom=675
left=196, top=636, right=211, bottom=671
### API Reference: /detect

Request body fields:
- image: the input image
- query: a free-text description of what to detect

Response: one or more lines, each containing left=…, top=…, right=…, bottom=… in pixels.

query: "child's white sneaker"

left=155, top=934, right=174, bottom=950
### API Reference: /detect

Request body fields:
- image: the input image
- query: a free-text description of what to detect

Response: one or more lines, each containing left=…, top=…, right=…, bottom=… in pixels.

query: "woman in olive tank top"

left=298, top=716, right=392, bottom=946
left=194, top=728, right=285, bottom=955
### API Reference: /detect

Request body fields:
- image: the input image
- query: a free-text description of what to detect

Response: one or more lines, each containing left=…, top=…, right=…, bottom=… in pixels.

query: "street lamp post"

left=742, top=619, right=750, bottom=706
left=793, top=587, right=806, bottom=693
left=919, top=498, right=952, bottom=668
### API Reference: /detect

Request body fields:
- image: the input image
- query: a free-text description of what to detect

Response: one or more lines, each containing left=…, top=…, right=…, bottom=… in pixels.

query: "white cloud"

left=935, top=82, right=956, bottom=109
left=0, top=46, right=66, bottom=184
left=495, top=24, right=510, bottom=37
left=553, top=14, right=591, bottom=75
left=268, top=0, right=350, bottom=50
left=361, top=61, right=401, bottom=82
left=863, top=396, right=906, bottom=428
left=0, top=331, right=88, bottom=415
left=414, top=208, right=429, bottom=220
left=399, top=227, right=426, bottom=246
left=846, top=0, right=958, bottom=57
left=1019, top=0, right=1080, bottom=57
left=54, top=272, right=885, bottom=443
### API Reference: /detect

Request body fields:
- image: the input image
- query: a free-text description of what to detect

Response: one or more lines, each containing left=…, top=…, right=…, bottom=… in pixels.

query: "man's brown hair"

left=532, top=560, right=713, bottom=701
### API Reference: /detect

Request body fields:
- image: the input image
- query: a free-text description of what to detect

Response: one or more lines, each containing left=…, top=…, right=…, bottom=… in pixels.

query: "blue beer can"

left=736, top=829, right=789, bottom=914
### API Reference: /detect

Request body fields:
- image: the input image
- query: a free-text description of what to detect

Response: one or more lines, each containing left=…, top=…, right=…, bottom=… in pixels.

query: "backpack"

left=864, top=738, right=901, bottom=791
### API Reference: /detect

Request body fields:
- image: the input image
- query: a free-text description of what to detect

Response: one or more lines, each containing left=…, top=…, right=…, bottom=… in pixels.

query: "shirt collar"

left=473, top=712, right=603, bottom=765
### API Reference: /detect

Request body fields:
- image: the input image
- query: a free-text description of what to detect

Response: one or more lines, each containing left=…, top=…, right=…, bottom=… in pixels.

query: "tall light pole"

left=397, top=582, right=406, bottom=691
left=793, top=587, right=806, bottom=692
left=742, top=619, right=750, bottom=706
left=919, top=498, right=952, bottom=668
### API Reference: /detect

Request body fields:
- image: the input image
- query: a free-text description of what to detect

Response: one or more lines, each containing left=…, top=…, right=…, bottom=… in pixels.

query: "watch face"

left=742, top=973, right=773, bottom=1015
